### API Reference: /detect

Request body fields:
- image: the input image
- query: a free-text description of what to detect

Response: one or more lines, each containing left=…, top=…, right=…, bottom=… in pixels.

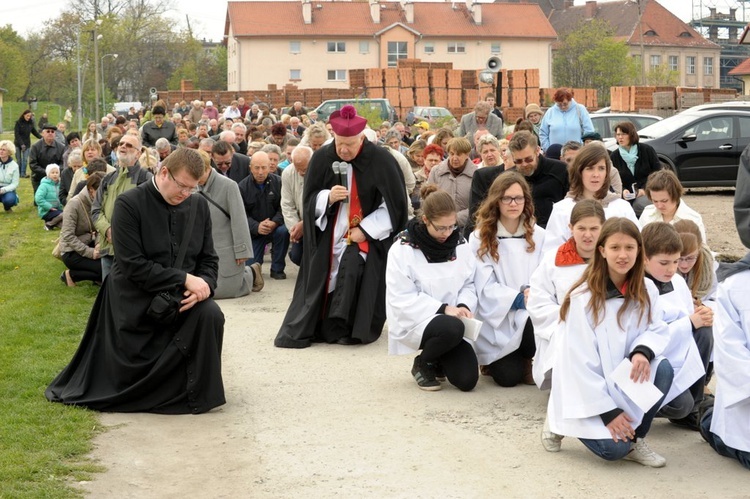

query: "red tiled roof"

left=729, top=57, right=750, bottom=76
left=549, top=0, right=719, bottom=49
left=226, top=1, right=557, bottom=39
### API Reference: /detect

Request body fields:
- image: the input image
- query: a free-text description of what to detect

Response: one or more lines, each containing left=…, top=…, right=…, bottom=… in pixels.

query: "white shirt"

left=281, top=165, right=304, bottom=229
left=711, top=269, right=750, bottom=453
left=639, top=199, right=707, bottom=243
left=385, top=239, right=476, bottom=355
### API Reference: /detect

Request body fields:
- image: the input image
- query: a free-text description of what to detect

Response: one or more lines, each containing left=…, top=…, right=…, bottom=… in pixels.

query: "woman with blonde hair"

left=82, top=120, right=102, bottom=143
left=471, top=171, right=546, bottom=387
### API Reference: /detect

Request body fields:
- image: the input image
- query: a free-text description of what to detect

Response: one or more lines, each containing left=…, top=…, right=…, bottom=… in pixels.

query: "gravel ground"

left=75, top=187, right=748, bottom=498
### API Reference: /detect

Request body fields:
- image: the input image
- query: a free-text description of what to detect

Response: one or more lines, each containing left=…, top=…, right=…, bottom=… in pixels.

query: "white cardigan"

left=711, top=269, right=750, bottom=453
left=385, top=239, right=476, bottom=355
left=639, top=199, right=707, bottom=243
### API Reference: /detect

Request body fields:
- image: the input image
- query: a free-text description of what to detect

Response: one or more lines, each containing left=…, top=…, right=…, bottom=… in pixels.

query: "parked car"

left=410, top=106, right=455, bottom=125
left=609, top=109, right=750, bottom=187
left=313, top=98, right=397, bottom=123
left=590, top=112, right=661, bottom=141
left=684, top=101, right=750, bottom=113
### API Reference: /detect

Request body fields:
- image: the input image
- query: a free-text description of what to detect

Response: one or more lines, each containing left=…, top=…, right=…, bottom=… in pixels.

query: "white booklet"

left=459, top=317, right=483, bottom=341
left=610, top=358, right=664, bottom=412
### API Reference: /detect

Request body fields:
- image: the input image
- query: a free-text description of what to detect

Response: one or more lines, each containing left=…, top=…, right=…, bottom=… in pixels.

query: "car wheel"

left=659, top=160, right=676, bottom=173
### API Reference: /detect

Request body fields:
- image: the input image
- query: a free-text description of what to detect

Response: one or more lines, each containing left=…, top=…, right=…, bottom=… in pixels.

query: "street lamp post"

left=93, top=19, right=103, bottom=123
left=101, top=53, right=118, bottom=117
left=76, top=28, right=82, bottom=132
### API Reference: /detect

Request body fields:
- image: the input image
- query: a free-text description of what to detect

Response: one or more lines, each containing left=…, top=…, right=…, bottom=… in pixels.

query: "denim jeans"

left=579, top=359, right=674, bottom=461
left=250, top=224, right=289, bottom=273
left=101, top=255, right=114, bottom=282
left=289, top=240, right=303, bottom=266
left=1, top=191, right=19, bottom=210
left=700, top=406, right=750, bottom=470
left=16, top=149, right=29, bottom=177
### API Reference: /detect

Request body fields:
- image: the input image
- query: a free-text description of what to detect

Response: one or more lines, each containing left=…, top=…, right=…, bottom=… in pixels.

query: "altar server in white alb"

left=471, top=171, right=545, bottom=387
left=641, top=223, right=708, bottom=431
left=386, top=185, right=479, bottom=392
left=548, top=218, right=673, bottom=468
left=700, top=253, right=750, bottom=470
left=543, top=143, right=638, bottom=253
left=528, top=200, right=605, bottom=452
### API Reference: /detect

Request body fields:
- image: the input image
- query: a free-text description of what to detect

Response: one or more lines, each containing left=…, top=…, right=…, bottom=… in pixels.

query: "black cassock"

left=274, top=139, right=408, bottom=348
left=46, top=180, right=226, bottom=414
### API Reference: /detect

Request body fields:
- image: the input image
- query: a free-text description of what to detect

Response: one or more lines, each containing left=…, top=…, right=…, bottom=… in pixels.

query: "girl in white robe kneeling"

left=386, top=184, right=479, bottom=392
left=528, top=199, right=605, bottom=451
left=549, top=217, right=673, bottom=467
left=471, top=171, right=545, bottom=387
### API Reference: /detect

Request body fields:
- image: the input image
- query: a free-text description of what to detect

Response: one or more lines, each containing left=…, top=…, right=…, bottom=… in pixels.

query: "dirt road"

left=78, top=190, right=748, bottom=498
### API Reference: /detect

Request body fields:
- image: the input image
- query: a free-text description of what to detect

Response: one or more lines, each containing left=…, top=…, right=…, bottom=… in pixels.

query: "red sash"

left=348, top=171, right=369, bottom=254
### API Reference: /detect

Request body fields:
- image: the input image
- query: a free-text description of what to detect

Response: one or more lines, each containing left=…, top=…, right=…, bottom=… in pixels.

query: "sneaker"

left=433, top=362, right=446, bottom=382
left=44, top=224, right=53, bottom=231
left=250, top=263, right=264, bottom=292
left=541, top=415, right=563, bottom=452
left=411, top=355, right=441, bottom=391
left=623, top=439, right=666, bottom=468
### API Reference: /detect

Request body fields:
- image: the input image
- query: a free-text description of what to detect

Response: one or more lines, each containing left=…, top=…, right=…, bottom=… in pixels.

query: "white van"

left=113, top=102, right=143, bottom=115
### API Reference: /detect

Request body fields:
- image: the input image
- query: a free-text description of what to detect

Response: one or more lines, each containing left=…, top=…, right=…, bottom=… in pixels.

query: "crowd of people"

left=8, top=91, right=748, bottom=471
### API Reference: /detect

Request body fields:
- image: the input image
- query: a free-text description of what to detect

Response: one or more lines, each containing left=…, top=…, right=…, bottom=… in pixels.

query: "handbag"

left=146, top=197, right=198, bottom=324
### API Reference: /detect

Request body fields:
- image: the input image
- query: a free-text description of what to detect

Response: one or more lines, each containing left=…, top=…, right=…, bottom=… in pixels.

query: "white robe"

left=527, top=247, right=587, bottom=389
left=542, top=197, right=639, bottom=253
left=548, top=280, right=671, bottom=439
left=653, top=274, right=705, bottom=406
left=711, top=269, right=750, bottom=453
left=385, top=240, right=477, bottom=355
left=470, top=226, right=546, bottom=365
left=314, top=161, right=392, bottom=293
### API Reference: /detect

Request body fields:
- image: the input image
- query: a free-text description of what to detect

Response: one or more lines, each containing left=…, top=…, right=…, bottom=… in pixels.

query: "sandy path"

left=78, top=190, right=748, bottom=498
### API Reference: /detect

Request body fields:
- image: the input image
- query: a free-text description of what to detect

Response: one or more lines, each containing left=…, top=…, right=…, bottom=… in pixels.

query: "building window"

left=686, top=56, right=696, bottom=75
left=387, top=41, right=408, bottom=68
left=650, top=54, right=661, bottom=69
left=704, top=57, right=714, bottom=75
left=669, top=55, right=678, bottom=72
left=424, top=42, right=434, bottom=54
left=290, top=69, right=301, bottom=81
left=447, top=42, right=466, bottom=54
left=359, top=41, right=369, bottom=54
left=327, top=70, right=346, bottom=81
left=327, top=41, right=346, bottom=53
left=490, top=43, right=501, bottom=55
left=289, top=41, right=301, bottom=54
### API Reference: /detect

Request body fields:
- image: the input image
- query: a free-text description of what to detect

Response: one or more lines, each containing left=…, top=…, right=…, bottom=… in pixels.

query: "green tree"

left=645, top=65, right=679, bottom=86
left=0, top=38, right=29, bottom=100
left=553, top=19, right=639, bottom=106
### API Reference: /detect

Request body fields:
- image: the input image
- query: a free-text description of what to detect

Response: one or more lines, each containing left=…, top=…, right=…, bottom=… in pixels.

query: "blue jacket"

left=538, top=98, right=594, bottom=151
left=35, top=177, right=61, bottom=218
left=237, top=173, right=284, bottom=236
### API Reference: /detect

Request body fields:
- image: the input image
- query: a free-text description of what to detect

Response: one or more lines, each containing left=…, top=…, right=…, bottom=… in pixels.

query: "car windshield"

left=636, top=113, right=704, bottom=139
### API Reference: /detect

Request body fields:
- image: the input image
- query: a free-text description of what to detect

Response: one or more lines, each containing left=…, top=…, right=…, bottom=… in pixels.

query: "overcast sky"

left=1, top=0, right=701, bottom=42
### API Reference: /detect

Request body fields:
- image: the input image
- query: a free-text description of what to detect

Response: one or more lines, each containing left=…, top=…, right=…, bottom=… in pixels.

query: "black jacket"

left=29, top=139, right=65, bottom=182
left=237, top=173, right=284, bottom=236
left=14, top=118, right=42, bottom=149
left=212, top=153, right=250, bottom=184
left=610, top=142, right=660, bottom=192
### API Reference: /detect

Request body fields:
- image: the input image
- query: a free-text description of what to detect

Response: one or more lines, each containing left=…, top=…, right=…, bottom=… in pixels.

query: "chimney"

left=400, top=0, right=414, bottom=24
left=585, top=1, right=597, bottom=18
left=370, top=0, right=380, bottom=23
left=302, top=0, right=312, bottom=24
left=472, top=1, right=482, bottom=25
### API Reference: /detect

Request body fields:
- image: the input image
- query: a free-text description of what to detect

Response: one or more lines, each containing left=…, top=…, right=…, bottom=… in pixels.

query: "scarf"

left=403, top=218, right=461, bottom=263
left=618, top=144, right=639, bottom=176
left=555, top=238, right=588, bottom=267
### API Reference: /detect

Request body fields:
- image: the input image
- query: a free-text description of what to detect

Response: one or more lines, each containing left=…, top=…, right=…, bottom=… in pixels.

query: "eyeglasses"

left=119, top=142, right=138, bottom=149
left=678, top=256, right=698, bottom=264
left=513, top=155, right=535, bottom=166
left=500, top=196, right=525, bottom=205
left=167, top=169, right=198, bottom=194
left=429, top=221, right=457, bottom=234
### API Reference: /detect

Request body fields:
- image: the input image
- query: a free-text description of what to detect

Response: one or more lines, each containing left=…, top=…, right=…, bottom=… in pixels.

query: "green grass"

left=2, top=102, right=70, bottom=136
left=0, top=180, right=104, bottom=498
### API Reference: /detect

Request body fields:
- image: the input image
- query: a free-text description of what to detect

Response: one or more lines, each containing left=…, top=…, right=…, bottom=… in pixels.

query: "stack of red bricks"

left=610, top=86, right=738, bottom=112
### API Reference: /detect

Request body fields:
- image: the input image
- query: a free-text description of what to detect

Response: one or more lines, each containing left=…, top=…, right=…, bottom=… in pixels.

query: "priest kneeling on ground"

left=45, top=148, right=226, bottom=414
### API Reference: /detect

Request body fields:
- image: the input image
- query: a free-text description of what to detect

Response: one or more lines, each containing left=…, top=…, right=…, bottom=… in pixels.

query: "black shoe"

left=433, top=362, right=446, bottom=381
left=60, top=271, right=66, bottom=284
left=669, top=412, right=701, bottom=431
left=44, top=223, right=53, bottom=231
left=335, top=336, right=361, bottom=345
left=270, top=270, right=286, bottom=280
left=411, top=355, right=441, bottom=391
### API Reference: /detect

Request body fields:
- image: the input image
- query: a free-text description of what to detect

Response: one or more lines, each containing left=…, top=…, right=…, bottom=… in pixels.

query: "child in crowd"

left=548, top=218, right=673, bottom=467
left=386, top=185, right=478, bottom=392
left=34, top=163, right=63, bottom=230
left=700, top=254, right=750, bottom=470
left=641, top=223, right=709, bottom=430
left=528, top=200, right=605, bottom=451
left=543, top=143, right=638, bottom=252
left=471, top=171, right=545, bottom=387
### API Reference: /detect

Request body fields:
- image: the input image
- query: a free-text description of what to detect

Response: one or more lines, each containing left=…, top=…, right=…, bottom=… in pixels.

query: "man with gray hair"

left=211, top=140, right=250, bottom=183
left=155, top=137, right=173, bottom=162
left=457, top=100, right=503, bottom=139
left=232, top=122, right=248, bottom=155
left=281, top=145, right=313, bottom=266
